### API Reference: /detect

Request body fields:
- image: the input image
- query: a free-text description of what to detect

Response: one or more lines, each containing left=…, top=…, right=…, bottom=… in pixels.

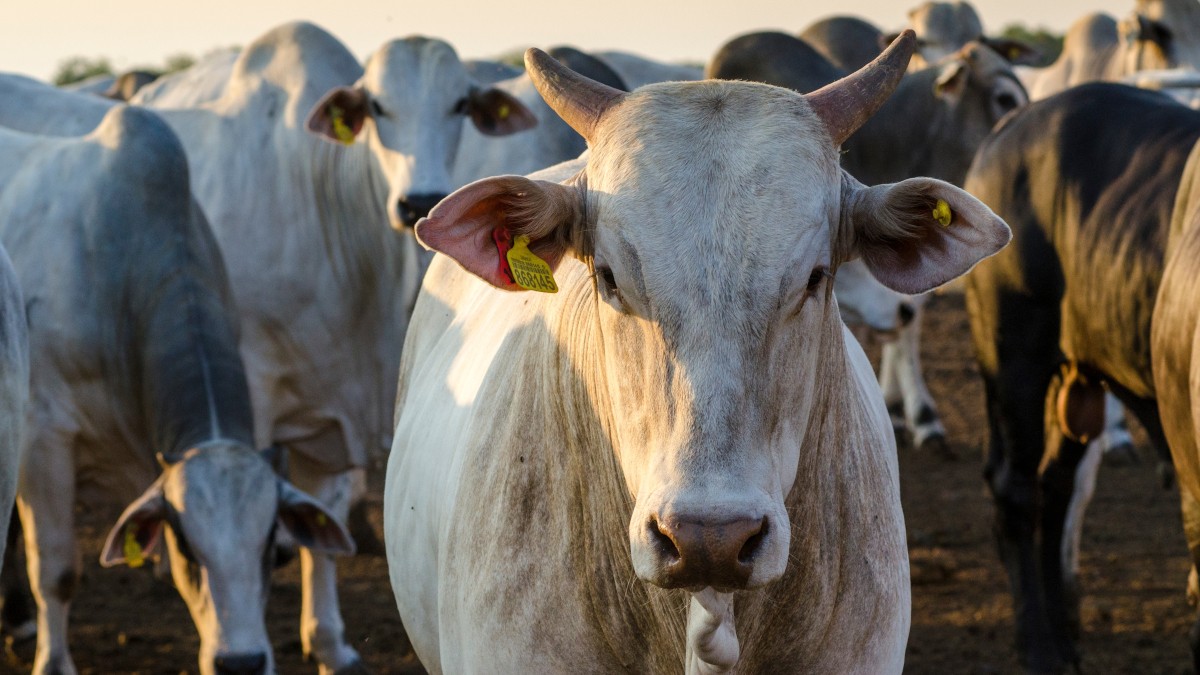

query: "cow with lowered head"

left=0, top=81, right=352, bottom=675
left=386, top=33, right=1010, bottom=673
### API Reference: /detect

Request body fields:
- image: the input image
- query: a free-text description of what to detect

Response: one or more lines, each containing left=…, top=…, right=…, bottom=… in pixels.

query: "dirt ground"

left=0, top=292, right=1194, bottom=674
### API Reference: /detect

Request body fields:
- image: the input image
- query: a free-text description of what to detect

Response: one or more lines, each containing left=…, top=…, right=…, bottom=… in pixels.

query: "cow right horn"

left=526, top=47, right=626, bottom=144
left=805, top=30, right=916, bottom=146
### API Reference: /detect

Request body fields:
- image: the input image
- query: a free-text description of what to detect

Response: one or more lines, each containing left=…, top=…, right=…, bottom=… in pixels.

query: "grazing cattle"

left=0, top=91, right=352, bottom=675
left=0, top=244, right=26, bottom=571
left=386, top=34, right=1010, bottom=673
left=963, top=83, right=1200, bottom=672
left=1024, top=0, right=1200, bottom=100
left=126, top=22, right=534, bottom=673
left=708, top=31, right=1025, bottom=451
left=452, top=46, right=627, bottom=186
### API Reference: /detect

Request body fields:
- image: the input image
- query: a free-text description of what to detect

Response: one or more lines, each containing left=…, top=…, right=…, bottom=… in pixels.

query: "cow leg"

left=1095, top=394, right=1137, bottom=464
left=1, top=512, right=36, bottom=644
left=17, top=441, right=79, bottom=675
left=1036, top=370, right=1094, bottom=668
left=288, top=451, right=364, bottom=675
left=1058, top=440, right=1102, bottom=629
left=1180, top=487, right=1200, bottom=672
left=879, top=299, right=948, bottom=456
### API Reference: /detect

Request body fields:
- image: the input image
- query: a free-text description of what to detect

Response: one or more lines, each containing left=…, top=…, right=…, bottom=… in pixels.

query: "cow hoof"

left=1100, top=442, right=1139, bottom=466
left=918, top=433, right=956, bottom=460
left=4, top=628, right=35, bottom=667
left=333, top=658, right=372, bottom=675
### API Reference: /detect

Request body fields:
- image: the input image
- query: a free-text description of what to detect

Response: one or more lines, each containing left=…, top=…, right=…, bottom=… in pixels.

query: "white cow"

left=386, top=34, right=1010, bottom=673
left=593, top=50, right=704, bottom=88
left=0, top=89, right=352, bottom=675
left=0, top=243, right=26, bottom=571
left=129, top=22, right=535, bottom=673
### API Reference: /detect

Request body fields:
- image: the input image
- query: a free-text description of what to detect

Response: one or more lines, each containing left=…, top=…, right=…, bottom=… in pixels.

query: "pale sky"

left=2, top=1, right=1135, bottom=82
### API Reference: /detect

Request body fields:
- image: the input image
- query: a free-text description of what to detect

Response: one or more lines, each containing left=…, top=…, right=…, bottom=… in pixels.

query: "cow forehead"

left=163, top=450, right=277, bottom=538
left=586, top=81, right=841, bottom=311
left=362, top=37, right=468, bottom=102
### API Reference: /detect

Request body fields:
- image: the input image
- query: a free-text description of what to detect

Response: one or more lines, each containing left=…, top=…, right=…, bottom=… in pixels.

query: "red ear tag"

left=492, top=227, right=516, bottom=285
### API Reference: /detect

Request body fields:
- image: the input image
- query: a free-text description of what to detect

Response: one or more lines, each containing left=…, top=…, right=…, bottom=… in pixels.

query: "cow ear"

left=933, top=58, right=969, bottom=102
left=415, top=175, right=583, bottom=290
left=981, top=38, right=1041, bottom=66
left=307, top=86, right=370, bottom=145
left=100, top=484, right=167, bottom=568
left=465, top=87, right=537, bottom=136
left=843, top=175, right=1011, bottom=294
left=277, top=481, right=355, bottom=556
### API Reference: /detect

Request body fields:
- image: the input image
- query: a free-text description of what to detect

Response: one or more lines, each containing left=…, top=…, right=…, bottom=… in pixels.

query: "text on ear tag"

left=932, top=199, right=953, bottom=227
left=329, top=105, right=356, bottom=146
left=506, top=235, right=558, bottom=293
left=124, top=527, right=145, bottom=568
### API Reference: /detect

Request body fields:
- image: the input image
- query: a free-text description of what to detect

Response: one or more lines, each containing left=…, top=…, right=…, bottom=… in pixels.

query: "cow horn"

left=805, top=29, right=916, bottom=146
left=525, top=47, right=626, bottom=143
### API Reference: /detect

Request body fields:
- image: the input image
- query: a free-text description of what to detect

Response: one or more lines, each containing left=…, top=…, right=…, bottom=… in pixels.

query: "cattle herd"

left=8, top=0, right=1200, bottom=673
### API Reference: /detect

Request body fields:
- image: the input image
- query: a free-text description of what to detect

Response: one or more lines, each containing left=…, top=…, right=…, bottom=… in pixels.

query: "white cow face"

left=306, top=37, right=536, bottom=230
left=417, top=40, right=1009, bottom=593
left=100, top=445, right=353, bottom=675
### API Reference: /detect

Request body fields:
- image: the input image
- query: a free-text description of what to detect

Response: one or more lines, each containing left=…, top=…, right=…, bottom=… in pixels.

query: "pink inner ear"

left=492, top=227, right=516, bottom=285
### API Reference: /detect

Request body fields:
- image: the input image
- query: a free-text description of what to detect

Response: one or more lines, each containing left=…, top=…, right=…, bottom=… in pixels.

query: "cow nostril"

left=214, top=652, right=267, bottom=675
left=648, top=516, right=680, bottom=563
left=396, top=193, right=449, bottom=227
left=738, top=518, right=768, bottom=564
left=898, top=302, right=916, bottom=326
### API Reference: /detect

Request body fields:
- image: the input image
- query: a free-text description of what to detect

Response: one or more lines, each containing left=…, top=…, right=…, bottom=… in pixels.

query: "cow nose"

left=214, top=652, right=267, bottom=675
left=648, top=515, right=768, bottom=590
left=396, top=193, right=448, bottom=227
left=898, top=302, right=916, bottom=326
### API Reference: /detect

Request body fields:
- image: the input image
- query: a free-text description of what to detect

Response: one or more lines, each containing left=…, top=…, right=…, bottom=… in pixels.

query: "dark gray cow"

left=708, top=31, right=1026, bottom=451
left=799, top=16, right=887, bottom=72
left=0, top=244, right=26, bottom=573
left=964, top=83, right=1200, bottom=672
left=0, top=89, right=351, bottom=675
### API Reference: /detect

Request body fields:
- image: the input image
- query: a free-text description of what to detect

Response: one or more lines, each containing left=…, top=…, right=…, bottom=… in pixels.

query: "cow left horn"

left=526, top=47, right=626, bottom=144
left=805, top=29, right=916, bottom=146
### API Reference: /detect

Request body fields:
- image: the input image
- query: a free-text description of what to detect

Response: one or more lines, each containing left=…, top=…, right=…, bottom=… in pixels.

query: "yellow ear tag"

left=497, top=103, right=510, bottom=120
left=329, top=105, right=356, bottom=146
left=123, top=527, right=145, bottom=569
left=932, top=199, right=953, bottom=227
left=317, top=513, right=328, bottom=526
left=506, top=235, right=558, bottom=293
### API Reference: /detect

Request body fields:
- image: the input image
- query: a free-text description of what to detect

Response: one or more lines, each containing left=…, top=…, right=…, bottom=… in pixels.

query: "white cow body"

left=0, top=92, right=351, bottom=675
left=387, top=38, right=1010, bottom=674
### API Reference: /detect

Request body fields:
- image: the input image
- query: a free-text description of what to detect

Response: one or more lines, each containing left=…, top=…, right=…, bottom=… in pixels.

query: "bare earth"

left=0, top=292, right=1192, bottom=674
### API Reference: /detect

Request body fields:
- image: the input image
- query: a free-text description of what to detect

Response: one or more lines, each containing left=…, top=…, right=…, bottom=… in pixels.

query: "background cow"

left=0, top=243, right=26, bottom=572
left=0, top=89, right=352, bottom=675
left=963, top=82, right=1200, bottom=672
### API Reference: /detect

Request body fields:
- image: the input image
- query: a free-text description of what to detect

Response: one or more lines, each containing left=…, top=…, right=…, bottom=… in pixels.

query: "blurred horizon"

left=4, top=0, right=1134, bottom=82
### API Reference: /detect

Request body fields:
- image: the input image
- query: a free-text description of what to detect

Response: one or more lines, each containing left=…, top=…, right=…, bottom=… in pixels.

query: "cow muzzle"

left=396, top=193, right=448, bottom=228
left=642, top=513, right=770, bottom=590
left=213, top=652, right=267, bottom=675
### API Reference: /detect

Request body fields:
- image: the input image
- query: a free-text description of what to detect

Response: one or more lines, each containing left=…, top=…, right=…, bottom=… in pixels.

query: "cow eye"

left=369, top=99, right=386, bottom=118
left=595, top=266, right=626, bottom=307
left=453, top=97, right=469, bottom=116
left=994, top=92, right=1019, bottom=113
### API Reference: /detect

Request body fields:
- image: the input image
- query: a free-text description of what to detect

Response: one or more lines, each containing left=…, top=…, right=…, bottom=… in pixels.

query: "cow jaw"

left=160, top=447, right=277, bottom=675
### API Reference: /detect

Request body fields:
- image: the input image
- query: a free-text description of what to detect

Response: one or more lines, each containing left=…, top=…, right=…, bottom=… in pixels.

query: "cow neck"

left=306, top=133, right=405, bottom=325
left=127, top=201, right=256, bottom=458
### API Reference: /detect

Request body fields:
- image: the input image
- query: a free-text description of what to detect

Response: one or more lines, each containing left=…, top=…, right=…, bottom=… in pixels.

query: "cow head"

left=306, top=37, right=536, bottom=230
left=100, top=443, right=353, bottom=675
left=416, top=33, right=1008, bottom=592
left=926, top=41, right=1028, bottom=184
